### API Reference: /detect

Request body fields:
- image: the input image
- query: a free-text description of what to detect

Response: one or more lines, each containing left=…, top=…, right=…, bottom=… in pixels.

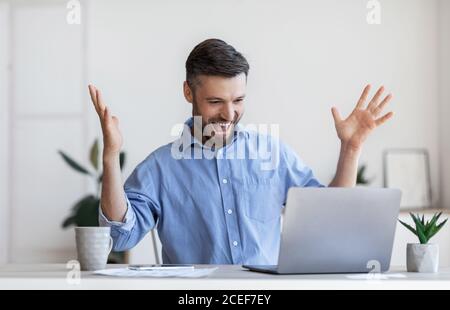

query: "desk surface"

left=1, top=264, right=450, bottom=290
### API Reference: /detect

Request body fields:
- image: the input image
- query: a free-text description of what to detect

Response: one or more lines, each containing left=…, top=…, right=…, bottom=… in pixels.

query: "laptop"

left=243, top=187, right=401, bottom=274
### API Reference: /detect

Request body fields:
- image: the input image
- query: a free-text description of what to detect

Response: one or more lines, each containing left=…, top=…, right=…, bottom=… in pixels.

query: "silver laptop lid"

left=277, top=187, right=401, bottom=274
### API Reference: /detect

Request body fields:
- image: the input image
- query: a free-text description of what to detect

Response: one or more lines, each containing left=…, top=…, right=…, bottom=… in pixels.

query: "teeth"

left=214, top=122, right=231, bottom=128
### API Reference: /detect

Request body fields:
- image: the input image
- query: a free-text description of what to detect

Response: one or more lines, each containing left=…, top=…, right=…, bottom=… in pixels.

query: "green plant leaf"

left=61, top=215, right=76, bottom=228
left=417, top=229, right=428, bottom=244
left=62, top=195, right=99, bottom=229
left=424, top=216, right=434, bottom=236
left=409, top=213, right=424, bottom=231
left=89, top=139, right=99, bottom=171
left=107, top=251, right=127, bottom=264
left=356, top=165, right=367, bottom=184
left=119, top=152, right=126, bottom=171
left=429, top=212, right=442, bottom=227
left=437, top=218, right=448, bottom=229
left=71, top=195, right=97, bottom=212
left=74, top=197, right=100, bottom=227
left=425, top=212, right=442, bottom=238
left=428, top=218, right=448, bottom=241
left=411, top=213, right=428, bottom=244
left=58, top=151, right=91, bottom=175
left=398, top=219, right=417, bottom=236
left=426, top=225, right=438, bottom=241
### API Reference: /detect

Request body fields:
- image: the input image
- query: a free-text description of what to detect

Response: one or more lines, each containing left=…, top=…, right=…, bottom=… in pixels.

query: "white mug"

left=75, top=227, right=113, bottom=271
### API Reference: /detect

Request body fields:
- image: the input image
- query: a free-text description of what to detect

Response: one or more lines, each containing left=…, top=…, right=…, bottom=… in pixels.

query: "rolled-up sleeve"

left=98, top=196, right=136, bottom=231
left=98, top=154, right=162, bottom=252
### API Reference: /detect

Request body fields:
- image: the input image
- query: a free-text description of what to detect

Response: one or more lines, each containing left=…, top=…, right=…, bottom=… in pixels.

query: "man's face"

left=183, top=73, right=246, bottom=144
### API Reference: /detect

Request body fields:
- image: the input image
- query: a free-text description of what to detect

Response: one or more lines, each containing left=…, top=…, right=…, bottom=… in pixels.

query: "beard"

left=191, top=100, right=242, bottom=147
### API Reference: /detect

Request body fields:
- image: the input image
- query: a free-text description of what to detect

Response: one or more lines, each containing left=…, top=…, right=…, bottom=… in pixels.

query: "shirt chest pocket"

left=240, top=178, right=283, bottom=223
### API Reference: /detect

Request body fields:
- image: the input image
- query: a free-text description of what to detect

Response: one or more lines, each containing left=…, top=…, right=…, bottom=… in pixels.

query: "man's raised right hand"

left=88, top=85, right=123, bottom=157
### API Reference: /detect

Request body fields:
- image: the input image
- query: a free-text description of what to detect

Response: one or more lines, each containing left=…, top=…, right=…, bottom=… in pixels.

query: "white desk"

left=1, top=264, right=450, bottom=290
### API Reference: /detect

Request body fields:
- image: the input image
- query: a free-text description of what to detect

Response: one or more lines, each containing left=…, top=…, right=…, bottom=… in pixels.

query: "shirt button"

left=233, top=241, right=238, bottom=247
left=227, top=209, right=233, bottom=215
left=222, top=178, right=228, bottom=184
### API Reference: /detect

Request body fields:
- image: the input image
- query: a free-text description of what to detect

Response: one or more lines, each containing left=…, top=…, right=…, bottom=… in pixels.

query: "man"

left=89, top=39, right=393, bottom=265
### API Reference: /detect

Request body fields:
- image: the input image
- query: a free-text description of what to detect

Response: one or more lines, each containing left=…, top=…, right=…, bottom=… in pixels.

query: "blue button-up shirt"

left=99, top=118, right=324, bottom=265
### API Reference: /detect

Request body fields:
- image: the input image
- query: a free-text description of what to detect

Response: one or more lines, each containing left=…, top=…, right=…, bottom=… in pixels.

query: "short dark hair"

left=185, top=39, right=250, bottom=89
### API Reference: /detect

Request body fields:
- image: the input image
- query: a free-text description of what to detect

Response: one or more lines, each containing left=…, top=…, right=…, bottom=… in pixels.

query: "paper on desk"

left=346, top=273, right=407, bottom=280
left=93, top=267, right=218, bottom=278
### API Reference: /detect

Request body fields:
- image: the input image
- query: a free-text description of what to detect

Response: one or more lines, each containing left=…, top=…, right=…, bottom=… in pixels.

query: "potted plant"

left=58, top=139, right=127, bottom=263
left=398, top=212, right=448, bottom=273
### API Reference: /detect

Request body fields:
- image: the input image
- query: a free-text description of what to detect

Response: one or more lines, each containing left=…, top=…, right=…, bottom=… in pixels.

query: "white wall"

left=7, top=0, right=87, bottom=262
left=1, top=0, right=448, bottom=264
left=0, top=1, right=10, bottom=265
left=87, top=0, right=441, bottom=189
left=439, top=0, right=450, bottom=209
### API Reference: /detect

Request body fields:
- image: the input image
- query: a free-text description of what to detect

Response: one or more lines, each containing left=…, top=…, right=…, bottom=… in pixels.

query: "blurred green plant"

left=58, top=139, right=126, bottom=263
left=356, top=164, right=373, bottom=185
left=398, top=212, right=448, bottom=244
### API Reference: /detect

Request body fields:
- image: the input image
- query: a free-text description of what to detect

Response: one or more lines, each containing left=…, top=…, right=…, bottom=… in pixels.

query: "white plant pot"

left=406, top=243, right=439, bottom=273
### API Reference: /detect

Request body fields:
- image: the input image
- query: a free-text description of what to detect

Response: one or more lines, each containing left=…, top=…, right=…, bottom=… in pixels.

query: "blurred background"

left=0, top=0, right=449, bottom=266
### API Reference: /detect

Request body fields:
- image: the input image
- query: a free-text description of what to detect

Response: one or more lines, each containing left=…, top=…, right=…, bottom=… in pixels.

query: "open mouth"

left=210, top=122, right=233, bottom=135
